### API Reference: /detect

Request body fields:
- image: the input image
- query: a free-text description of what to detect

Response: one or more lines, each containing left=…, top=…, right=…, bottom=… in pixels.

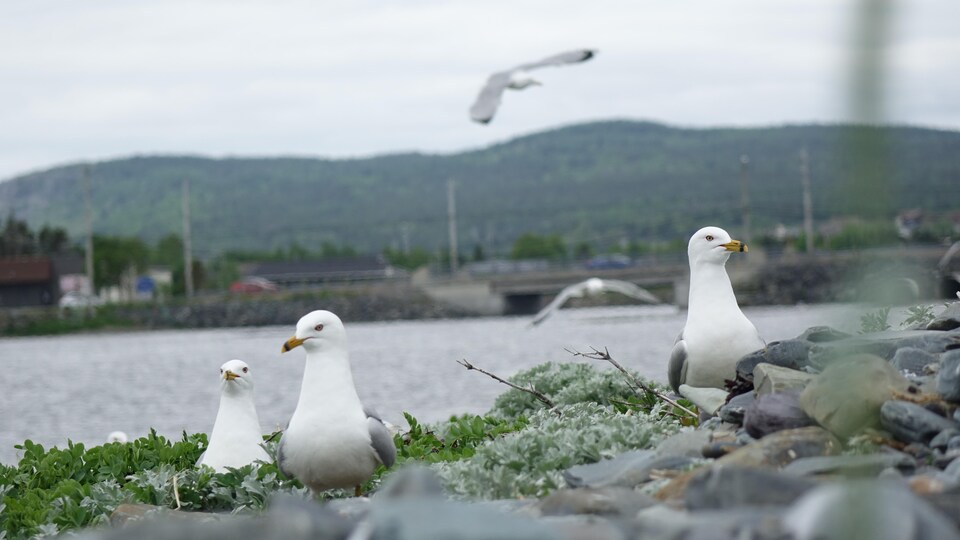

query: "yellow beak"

left=224, top=370, right=239, bottom=381
left=282, top=336, right=305, bottom=353
left=721, top=240, right=748, bottom=253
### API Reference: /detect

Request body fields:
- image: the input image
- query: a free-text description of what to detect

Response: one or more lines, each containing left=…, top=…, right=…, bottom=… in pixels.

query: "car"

left=229, top=277, right=279, bottom=294
left=584, top=254, right=632, bottom=270
left=58, top=291, right=102, bottom=308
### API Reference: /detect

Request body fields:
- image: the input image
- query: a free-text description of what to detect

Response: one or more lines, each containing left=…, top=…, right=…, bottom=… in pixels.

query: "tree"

left=510, top=233, right=567, bottom=261
left=93, top=235, right=149, bottom=289
left=37, top=226, right=70, bottom=254
left=152, top=233, right=184, bottom=267
left=0, top=215, right=36, bottom=256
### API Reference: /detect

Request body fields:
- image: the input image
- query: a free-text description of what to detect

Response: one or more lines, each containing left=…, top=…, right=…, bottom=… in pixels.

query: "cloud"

left=0, top=0, right=957, bottom=180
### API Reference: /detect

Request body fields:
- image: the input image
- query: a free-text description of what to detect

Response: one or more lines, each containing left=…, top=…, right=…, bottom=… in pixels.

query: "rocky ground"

left=74, top=303, right=960, bottom=540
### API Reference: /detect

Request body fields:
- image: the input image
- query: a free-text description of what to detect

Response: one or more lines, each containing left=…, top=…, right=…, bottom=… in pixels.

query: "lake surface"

left=0, top=303, right=863, bottom=465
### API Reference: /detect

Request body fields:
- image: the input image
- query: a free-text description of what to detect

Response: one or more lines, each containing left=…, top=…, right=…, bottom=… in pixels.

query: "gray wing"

left=364, top=406, right=397, bottom=469
left=469, top=71, right=512, bottom=123
left=599, top=279, right=661, bottom=304
left=529, top=281, right=587, bottom=327
left=667, top=332, right=687, bottom=393
left=514, top=49, right=596, bottom=71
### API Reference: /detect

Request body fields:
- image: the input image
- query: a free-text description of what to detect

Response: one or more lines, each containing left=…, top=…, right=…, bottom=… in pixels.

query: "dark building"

left=0, top=257, right=58, bottom=307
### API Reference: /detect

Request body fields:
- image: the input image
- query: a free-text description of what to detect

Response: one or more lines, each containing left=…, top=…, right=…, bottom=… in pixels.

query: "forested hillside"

left=1, top=121, right=958, bottom=257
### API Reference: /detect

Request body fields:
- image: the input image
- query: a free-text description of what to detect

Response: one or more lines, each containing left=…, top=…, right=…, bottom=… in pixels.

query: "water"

left=0, top=304, right=861, bottom=465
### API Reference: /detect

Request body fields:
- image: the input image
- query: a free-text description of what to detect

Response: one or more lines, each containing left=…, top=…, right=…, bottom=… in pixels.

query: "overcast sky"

left=1, top=0, right=957, bottom=181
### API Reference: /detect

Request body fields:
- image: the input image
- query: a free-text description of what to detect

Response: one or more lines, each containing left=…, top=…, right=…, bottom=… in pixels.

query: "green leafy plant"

left=859, top=307, right=891, bottom=333
left=901, top=304, right=935, bottom=328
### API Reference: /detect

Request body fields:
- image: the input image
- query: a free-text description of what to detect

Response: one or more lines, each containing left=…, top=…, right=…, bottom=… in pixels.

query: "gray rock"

left=931, top=429, right=960, bottom=451
left=937, top=350, right=960, bottom=402
left=562, top=450, right=693, bottom=489
left=743, top=391, right=814, bottom=438
left=939, top=457, right=960, bottom=485
left=950, top=436, right=960, bottom=450
left=718, top=426, right=841, bottom=468
left=799, top=354, right=910, bottom=438
left=880, top=400, right=959, bottom=444
left=797, top=326, right=852, bottom=343
left=539, top=515, right=631, bottom=540
left=891, top=347, right=939, bottom=375
left=753, top=363, right=816, bottom=395
left=783, top=452, right=916, bottom=477
left=363, top=499, right=556, bottom=540
left=886, top=332, right=960, bottom=355
left=922, top=491, right=960, bottom=532
left=535, top=487, right=655, bottom=517
left=374, top=465, right=445, bottom=499
left=784, top=480, right=960, bottom=540
left=736, top=339, right=814, bottom=381
left=635, top=505, right=786, bottom=540
left=927, top=303, right=960, bottom=331
left=653, top=429, right=713, bottom=458
left=717, top=392, right=755, bottom=424
left=808, top=341, right=899, bottom=369
left=685, top=465, right=817, bottom=510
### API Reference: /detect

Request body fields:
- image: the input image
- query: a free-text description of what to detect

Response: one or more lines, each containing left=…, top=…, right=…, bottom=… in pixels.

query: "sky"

left=1, top=0, right=958, bottom=181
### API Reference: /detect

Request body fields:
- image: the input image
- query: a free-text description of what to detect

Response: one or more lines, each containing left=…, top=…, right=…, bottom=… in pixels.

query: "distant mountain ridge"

left=0, top=120, right=958, bottom=257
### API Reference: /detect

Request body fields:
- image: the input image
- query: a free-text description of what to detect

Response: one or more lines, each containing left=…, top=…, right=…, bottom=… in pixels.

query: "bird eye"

left=219, top=369, right=223, bottom=373
left=314, top=324, right=324, bottom=331
left=242, top=367, right=248, bottom=373
left=705, top=235, right=714, bottom=241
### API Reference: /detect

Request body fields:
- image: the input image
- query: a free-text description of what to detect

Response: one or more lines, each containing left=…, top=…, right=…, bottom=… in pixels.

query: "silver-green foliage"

left=435, top=401, right=678, bottom=500
left=489, top=361, right=646, bottom=419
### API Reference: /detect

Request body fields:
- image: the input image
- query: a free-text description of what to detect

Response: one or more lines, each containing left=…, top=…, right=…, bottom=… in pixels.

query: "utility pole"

left=799, top=147, right=815, bottom=253
left=82, top=165, right=95, bottom=298
left=446, top=179, right=459, bottom=274
left=400, top=222, right=411, bottom=254
left=739, top=155, right=752, bottom=245
left=181, top=178, right=194, bottom=298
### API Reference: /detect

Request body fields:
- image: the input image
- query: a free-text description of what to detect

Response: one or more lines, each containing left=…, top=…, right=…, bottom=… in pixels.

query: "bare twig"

left=172, top=473, right=182, bottom=510
left=565, top=346, right=699, bottom=419
left=457, top=359, right=556, bottom=410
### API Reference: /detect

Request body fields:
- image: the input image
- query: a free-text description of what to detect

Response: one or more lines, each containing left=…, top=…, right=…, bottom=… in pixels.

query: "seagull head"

left=584, top=277, right=605, bottom=295
left=281, top=310, right=347, bottom=354
left=688, top=226, right=748, bottom=266
left=219, top=359, right=254, bottom=394
left=507, top=71, right=542, bottom=89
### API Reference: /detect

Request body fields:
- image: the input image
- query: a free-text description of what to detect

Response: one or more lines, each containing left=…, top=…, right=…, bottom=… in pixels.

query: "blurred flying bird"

left=529, top=277, right=659, bottom=327
left=469, top=49, right=596, bottom=124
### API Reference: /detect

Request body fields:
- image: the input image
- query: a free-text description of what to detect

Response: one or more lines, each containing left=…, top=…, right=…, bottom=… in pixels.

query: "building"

left=0, top=257, right=58, bottom=307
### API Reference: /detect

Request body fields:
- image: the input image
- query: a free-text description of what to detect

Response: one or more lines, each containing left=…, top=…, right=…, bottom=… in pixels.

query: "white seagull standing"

left=529, top=277, right=660, bottom=327
left=469, top=49, right=596, bottom=124
left=668, top=227, right=765, bottom=393
left=279, top=310, right=396, bottom=496
left=198, top=359, right=271, bottom=472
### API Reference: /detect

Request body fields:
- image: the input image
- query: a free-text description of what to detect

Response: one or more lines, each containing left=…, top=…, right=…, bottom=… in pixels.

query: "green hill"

left=1, top=121, right=958, bottom=257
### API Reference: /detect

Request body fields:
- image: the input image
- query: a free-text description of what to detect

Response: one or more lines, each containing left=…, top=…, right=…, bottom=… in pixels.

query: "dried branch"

left=565, top=346, right=699, bottom=419
left=457, top=359, right=556, bottom=410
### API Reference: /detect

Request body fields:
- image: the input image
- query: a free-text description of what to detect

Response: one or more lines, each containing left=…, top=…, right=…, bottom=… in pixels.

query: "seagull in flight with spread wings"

left=469, top=49, right=596, bottom=124
left=529, top=277, right=660, bottom=327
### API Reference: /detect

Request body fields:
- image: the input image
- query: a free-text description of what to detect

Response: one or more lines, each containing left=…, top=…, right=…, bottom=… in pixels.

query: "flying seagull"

left=279, top=310, right=396, bottom=496
left=529, top=277, right=660, bottom=327
left=668, top=226, right=765, bottom=394
left=469, top=49, right=596, bottom=124
left=198, top=359, right=271, bottom=472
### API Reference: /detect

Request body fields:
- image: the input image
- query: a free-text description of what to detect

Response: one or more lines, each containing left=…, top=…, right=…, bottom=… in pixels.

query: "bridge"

left=415, top=245, right=958, bottom=316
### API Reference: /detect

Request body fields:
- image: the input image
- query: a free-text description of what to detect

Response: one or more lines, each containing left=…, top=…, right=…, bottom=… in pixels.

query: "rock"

left=939, top=457, right=960, bottom=485
left=927, top=303, right=960, bottom=331
left=717, top=426, right=840, bottom=468
left=717, top=392, right=754, bottom=424
left=635, top=505, right=786, bottom=540
left=363, top=499, right=556, bottom=540
left=799, top=354, right=910, bottom=438
left=563, top=450, right=693, bottom=489
left=736, top=339, right=814, bottom=381
left=701, top=442, right=742, bottom=459
left=891, top=347, right=939, bottom=376
left=684, top=465, right=817, bottom=510
left=931, top=429, right=960, bottom=451
left=678, top=385, right=729, bottom=416
left=753, top=363, right=816, bottom=395
left=922, top=491, right=960, bottom=531
left=653, top=429, right=712, bottom=458
left=539, top=515, right=631, bottom=540
left=886, top=331, right=960, bottom=355
left=743, top=391, right=815, bottom=438
left=374, top=465, right=445, bottom=499
left=808, top=341, right=899, bottom=369
left=783, top=452, right=916, bottom=477
left=937, top=350, right=960, bottom=402
left=797, top=326, right=852, bottom=343
left=880, top=401, right=959, bottom=445
left=783, top=480, right=960, bottom=540
left=109, top=504, right=227, bottom=527
left=535, top=487, right=655, bottom=517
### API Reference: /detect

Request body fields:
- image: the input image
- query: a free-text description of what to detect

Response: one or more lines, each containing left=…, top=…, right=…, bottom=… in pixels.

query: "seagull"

left=469, top=49, right=596, bottom=124
left=668, top=226, right=765, bottom=393
left=105, top=431, right=129, bottom=443
left=197, top=359, right=271, bottom=472
left=279, top=310, right=397, bottom=496
left=529, top=277, right=660, bottom=327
